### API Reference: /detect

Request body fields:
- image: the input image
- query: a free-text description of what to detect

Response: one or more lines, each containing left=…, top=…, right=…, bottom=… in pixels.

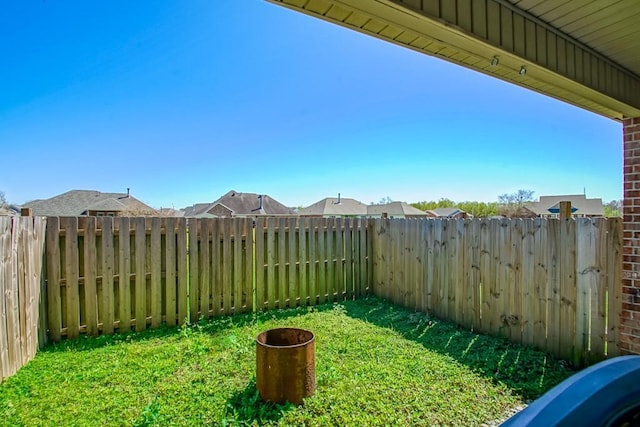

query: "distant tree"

left=410, top=199, right=499, bottom=217
left=498, top=189, right=535, bottom=217
left=0, top=191, right=7, bottom=208
left=456, top=201, right=499, bottom=218
left=378, top=196, right=394, bottom=204
left=604, top=199, right=622, bottom=217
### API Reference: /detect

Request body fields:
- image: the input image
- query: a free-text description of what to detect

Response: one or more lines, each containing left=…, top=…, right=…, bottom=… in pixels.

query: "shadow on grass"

left=222, top=378, right=294, bottom=426
left=39, top=302, right=336, bottom=354
left=340, top=296, right=575, bottom=401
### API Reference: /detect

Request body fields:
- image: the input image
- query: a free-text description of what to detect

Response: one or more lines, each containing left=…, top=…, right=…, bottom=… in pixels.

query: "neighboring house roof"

left=367, top=202, right=429, bottom=217
left=299, top=197, right=368, bottom=217
left=21, top=190, right=157, bottom=216
left=525, top=195, right=604, bottom=216
left=426, top=207, right=466, bottom=218
left=0, top=206, right=18, bottom=216
left=157, top=208, right=185, bottom=217
left=184, top=190, right=296, bottom=217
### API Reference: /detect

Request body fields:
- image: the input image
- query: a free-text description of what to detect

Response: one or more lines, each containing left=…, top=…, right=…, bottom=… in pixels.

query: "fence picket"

left=117, top=217, right=131, bottom=333
left=165, top=218, right=177, bottom=327
left=134, top=218, right=146, bottom=331
left=83, top=217, right=98, bottom=336
left=62, top=217, right=80, bottom=339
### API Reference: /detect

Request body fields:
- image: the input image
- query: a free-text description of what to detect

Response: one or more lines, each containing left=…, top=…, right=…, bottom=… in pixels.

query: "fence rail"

left=0, top=216, right=46, bottom=382
left=44, top=217, right=372, bottom=340
left=370, top=217, right=622, bottom=365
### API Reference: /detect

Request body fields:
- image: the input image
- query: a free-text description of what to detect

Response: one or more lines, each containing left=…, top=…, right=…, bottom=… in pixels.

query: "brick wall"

left=622, top=117, right=640, bottom=354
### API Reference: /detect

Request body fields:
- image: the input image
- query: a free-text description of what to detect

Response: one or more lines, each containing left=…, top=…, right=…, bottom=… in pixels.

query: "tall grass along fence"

left=0, top=216, right=46, bottom=382
left=43, top=217, right=371, bottom=342
left=370, top=217, right=622, bottom=366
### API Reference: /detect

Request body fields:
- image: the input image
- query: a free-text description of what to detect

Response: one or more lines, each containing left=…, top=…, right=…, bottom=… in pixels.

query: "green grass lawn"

left=0, top=297, right=574, bottom=426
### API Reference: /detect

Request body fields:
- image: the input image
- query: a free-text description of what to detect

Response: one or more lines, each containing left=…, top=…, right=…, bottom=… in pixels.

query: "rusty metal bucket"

left=256, top=328, right=315, bottom=405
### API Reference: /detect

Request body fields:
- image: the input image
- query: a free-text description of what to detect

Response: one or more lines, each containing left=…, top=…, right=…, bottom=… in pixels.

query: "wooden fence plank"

left=288, top=218, right=297, bottom=307
left=308, top=218, right=317, bottom=305
left=134, top=218, right=146, bottom=332
left=0, top=218, right=12, bottom=378
left=452, top=220, right=464, bottom=325
left=45, top=217, right=61, bottom=343
left=199, top=219, right=211, bottom=319
left=299, top=218, right=308, bottom=305
left=344, top=218, right=353, bottom=300
left=176, top=217, right=188, bottom=325
left=521, top=219, right=535, bottom=347
left=165, top=218, right=177, bottom=327
left=222, top=219, right=232, bottom=314
left=326, top=218, right=336, bottom=302
left=317, top=219, right=327, bottom=304
left=277, top=218, right=286, bottom=308
left=255, top=218, right=266, bottom=311
left=401, top=219, right=410, bottom=308
left=533, top=218, right=548, bottom=351
left=359, top=219, right=368, bottom=297
left=233, top=218, right=243, bottom=313
left=590, top=218, right=608, bottom=362
left=83, top=217, right=98, bottom=336
left=32, top=218, right=47, bottom=351
left=211, top=219, right=222, bottom=317
left=510, top=219, right=523, bottom=344
left=117, top=217, right=131, bottom=333
left=335, top=218, right=344, bottom=302
left=62, top=217, right=80, bottom=340
left=101, top=217, right=115, bottom=335
left=575, top=218, right=593, bottom=364
left=150, top=218, right=162, bottom=328
left=266, top=218, right=276, bottom=310
left=243, top=218, right=253, bottom=312
left=547, top=219, right=561, bottom=357
left=17, top=218, right=28, bottom=364
left=189, top=219, right=199, bottom=321
left=559, top=218, right=576, bottom=361
left=487, top=219, right=501, bottom=336
left=462, top=220, right=474, bottom=329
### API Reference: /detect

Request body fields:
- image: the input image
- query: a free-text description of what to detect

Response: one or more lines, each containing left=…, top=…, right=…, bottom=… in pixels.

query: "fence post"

left=560, top=201, right=572, bottom=220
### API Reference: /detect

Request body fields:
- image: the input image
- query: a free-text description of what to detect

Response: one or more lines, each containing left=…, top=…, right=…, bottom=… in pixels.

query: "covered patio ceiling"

left=267, top=0, right=640, bottom=121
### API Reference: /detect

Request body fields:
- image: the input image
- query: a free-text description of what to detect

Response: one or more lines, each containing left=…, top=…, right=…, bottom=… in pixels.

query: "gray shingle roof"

left=426, top=207, right=465, bottom=218
left=299, top=197, right=368, bottom=216
left=367, top=202, right=428, bottom=216
left=184, top=190, right=296, bottom=217
left=21, top=190, right=157, bottom=216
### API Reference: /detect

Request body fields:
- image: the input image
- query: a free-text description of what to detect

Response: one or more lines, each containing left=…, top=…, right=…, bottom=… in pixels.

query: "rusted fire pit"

left=256, top=328, right=315, bottom=405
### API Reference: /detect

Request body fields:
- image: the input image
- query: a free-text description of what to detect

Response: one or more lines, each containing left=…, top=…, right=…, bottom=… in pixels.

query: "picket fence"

left=44, top=216, right=371, bottom=341
left=370, top=217, right=622, bottom=366
left=0, top=216, right=46, bottom=382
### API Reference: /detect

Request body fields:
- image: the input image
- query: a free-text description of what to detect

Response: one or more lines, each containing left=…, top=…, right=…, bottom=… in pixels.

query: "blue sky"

left=1, top=0, right=622, bottom=209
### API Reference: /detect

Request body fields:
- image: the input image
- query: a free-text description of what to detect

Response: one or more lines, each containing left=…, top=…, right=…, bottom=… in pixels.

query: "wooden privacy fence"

left=44, top=217, right=371, bottom=341
left=0, top=216, right=46, bottom=382
left=370, top=217, right=622, bottom=365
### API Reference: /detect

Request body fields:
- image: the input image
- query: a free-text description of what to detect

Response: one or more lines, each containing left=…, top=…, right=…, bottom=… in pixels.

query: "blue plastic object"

left=501, top=356, right=640, bottom=426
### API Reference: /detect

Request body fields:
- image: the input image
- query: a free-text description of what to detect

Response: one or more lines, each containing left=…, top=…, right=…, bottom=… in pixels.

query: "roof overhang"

left=267, top=0, right=640, bottom=120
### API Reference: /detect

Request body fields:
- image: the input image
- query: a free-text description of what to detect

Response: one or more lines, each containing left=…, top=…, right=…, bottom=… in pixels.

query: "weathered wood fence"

left=0, top=217, right=46, bottom=382
left=2, top=215, right=624, bottom=382
left=44, top=217, right=371, bottom=341
left=370, top=218, right=622, bottom=365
